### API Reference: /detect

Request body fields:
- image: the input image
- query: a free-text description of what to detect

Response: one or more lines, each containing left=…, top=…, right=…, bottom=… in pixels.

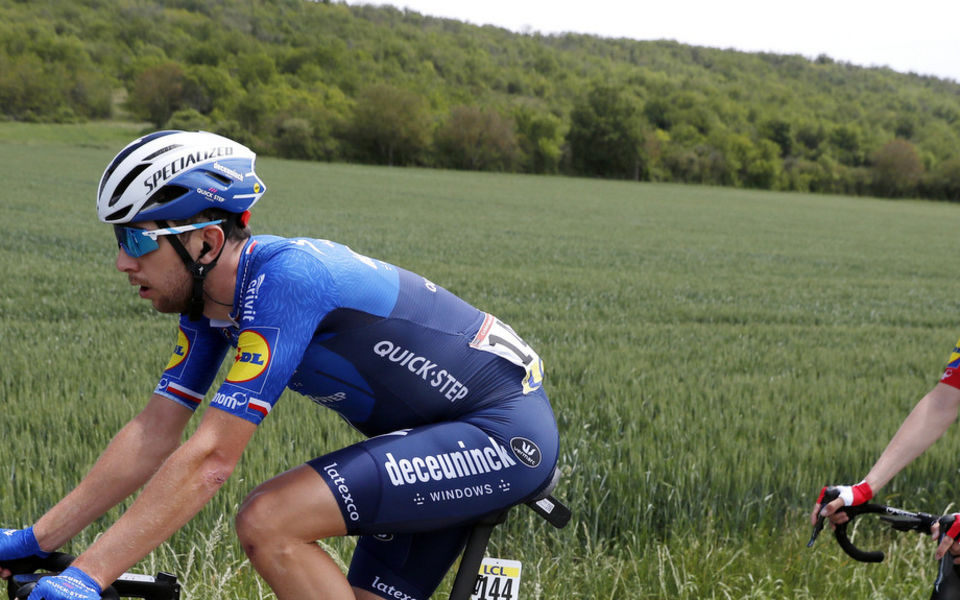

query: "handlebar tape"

left=833, top=519, right=884, bottom=563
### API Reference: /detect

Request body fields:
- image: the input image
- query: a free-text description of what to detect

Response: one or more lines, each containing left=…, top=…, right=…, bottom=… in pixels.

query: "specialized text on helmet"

left=143, top=146, right=235, bottom=193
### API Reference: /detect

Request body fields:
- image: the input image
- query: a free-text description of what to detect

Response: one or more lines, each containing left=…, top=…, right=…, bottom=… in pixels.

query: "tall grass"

left=3, top=123, right=960, bottom=597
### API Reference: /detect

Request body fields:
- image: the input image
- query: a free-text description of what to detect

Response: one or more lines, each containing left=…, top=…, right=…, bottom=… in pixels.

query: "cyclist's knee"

left=236, top=488, right=304, bottom=564
left=235, top=487, right=278, bottom=548
left=235, top=471, right=348, bottom=554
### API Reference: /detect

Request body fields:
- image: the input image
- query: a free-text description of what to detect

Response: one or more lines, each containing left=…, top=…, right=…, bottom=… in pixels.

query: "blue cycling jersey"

left=155, top=235, right=545, bottom=434
left=152, top=235, right=558, bottom=600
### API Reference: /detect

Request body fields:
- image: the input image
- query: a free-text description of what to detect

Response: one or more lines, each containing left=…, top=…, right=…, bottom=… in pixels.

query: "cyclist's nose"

left=116, top=246, right=138, bottom=272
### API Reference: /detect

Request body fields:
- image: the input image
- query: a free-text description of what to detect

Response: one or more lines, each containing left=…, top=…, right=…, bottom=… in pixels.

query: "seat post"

left=446, top=469, right=570, bottom=600
left=447, top=508, right=510, bottom=600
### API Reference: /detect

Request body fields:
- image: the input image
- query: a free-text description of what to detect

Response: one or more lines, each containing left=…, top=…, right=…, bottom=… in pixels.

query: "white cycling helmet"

left=97, top=130, right=266, bottom=224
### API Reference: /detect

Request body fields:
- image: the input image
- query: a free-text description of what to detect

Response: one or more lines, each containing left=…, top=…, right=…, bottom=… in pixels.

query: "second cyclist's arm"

left=70, top=407, right=256, bottom=589
left=863, top=382, right=960, bottom=492
left=32, top=394, right=193, bottom=551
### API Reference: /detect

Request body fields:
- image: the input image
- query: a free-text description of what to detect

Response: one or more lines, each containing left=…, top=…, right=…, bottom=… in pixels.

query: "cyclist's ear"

left=196, top=224, right=224, bottom=262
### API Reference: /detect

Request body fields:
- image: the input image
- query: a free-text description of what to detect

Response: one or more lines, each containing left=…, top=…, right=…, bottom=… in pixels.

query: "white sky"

left=347, top=0, right=960, bottom=83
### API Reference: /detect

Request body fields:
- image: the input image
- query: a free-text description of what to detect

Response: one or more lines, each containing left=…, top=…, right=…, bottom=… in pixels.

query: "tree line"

left=2, top=0, right=960, bottom=200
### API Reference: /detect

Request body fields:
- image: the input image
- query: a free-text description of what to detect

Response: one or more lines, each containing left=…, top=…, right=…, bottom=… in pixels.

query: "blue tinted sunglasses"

left=114, top=220, right=224, bottom=258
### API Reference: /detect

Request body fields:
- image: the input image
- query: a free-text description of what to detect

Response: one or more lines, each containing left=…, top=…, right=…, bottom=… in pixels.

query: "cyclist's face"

left=115, top=222, right=192, bottom=314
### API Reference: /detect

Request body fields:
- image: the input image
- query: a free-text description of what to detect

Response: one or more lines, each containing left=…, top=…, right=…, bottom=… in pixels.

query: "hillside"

left=1, top=0, right=959, bottom=199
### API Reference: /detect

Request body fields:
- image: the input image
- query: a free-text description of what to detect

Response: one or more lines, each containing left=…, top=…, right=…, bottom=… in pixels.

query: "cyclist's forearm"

left=71, top=411, right=254, bottom=589
left=34, top=398, right=188, bottom=550
left=864, top=385, right=960, bottom=492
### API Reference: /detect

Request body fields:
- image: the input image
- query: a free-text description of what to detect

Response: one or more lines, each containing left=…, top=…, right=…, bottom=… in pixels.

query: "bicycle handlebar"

left=809, top=487, right=957, bottom=563
left=836, top=503, right=944, bottom=562
left=1, top=553, right=75, bottom=577
left=3, top=552, right=180, bottom=600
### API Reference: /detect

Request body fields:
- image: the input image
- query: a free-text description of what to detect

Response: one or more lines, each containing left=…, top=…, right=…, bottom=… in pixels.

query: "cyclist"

left=0, top=130, right=560, bottom=600
left=811, top=347, right=960, bottom=563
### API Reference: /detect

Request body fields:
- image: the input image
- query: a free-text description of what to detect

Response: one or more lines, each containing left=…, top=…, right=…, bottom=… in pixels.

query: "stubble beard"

left=152, top=271, right=194, bottom=314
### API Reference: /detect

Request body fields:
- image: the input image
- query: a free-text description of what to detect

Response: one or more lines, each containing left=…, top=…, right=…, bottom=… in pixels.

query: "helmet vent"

left=98, top=131, right=179, bottom=199
left=105, top=205, right=133, bottom=222
left=143, top=144, right=182, bottom=161
left=109, top=163, right=150, bottom=207
left=142, top=184, right=188, bottom=211
left=205, top=171, right=232, bottom=186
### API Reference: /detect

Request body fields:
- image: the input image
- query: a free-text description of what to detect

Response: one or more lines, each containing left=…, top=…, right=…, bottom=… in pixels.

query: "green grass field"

left=4, top=122, right=960, bottom=598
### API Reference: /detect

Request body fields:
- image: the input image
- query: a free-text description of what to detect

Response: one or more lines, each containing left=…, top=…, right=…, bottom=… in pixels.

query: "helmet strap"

left=155, top=219, right=232, bottom=322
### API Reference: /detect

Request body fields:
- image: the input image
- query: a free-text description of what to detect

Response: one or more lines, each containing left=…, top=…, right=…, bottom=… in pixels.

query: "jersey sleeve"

left=208, top=248, right=337, bottom=425
left=154, top=316, right=230, bottom=411
left=940, top=337, right=960, bottom=389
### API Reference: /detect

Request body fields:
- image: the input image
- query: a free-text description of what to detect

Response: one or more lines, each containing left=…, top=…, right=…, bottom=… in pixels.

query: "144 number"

left=472, top=575, right=515, bottom=600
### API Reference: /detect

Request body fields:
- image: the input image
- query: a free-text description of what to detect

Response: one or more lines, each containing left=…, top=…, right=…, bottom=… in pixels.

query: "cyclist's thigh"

left=307, top=390, right=558, bottom=534
left=238, top=464, right=348, bottom=540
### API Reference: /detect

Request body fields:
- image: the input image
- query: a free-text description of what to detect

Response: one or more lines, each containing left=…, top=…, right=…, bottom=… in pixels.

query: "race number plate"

left=471, top=558, right=522, bottom=600
left=469, top=314, right=544, bottom=394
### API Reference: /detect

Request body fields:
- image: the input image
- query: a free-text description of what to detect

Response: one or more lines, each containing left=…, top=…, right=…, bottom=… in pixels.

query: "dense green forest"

left=3, top=0, right=960, bottom=200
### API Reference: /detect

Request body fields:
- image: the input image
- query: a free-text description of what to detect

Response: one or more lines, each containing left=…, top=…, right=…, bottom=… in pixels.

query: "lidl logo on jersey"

left=164, top=325, right=200, bottom=375
left=226, top=327, right=278, bottom=388
left=165, top=327, right=191, bottom=371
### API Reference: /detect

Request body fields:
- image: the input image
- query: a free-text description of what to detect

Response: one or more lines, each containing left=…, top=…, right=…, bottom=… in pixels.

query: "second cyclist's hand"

left=810, top=482, right=873, bottom=526
left=27, top=567, right=101, bottom=600
left=934, top=514, right=960, bottom=563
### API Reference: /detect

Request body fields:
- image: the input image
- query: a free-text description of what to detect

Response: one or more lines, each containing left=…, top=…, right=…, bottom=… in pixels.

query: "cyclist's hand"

left=934, top=514, right=960, bottom=563
left=26, top=566, right=101, bottom=600
left=0, top=527, right=49, bottom=579
left=810, top=482, right=873, bottom=526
